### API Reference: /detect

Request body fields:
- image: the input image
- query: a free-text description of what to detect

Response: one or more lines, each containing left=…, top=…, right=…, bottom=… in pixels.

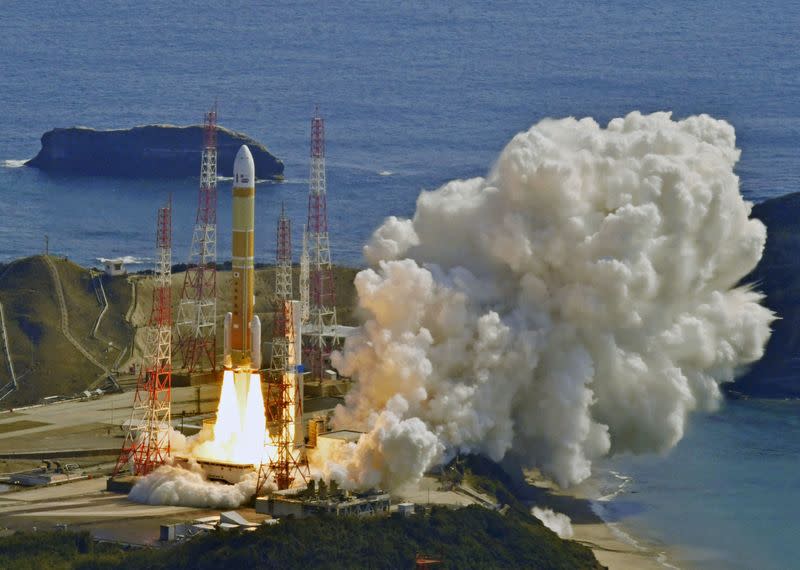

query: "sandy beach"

left=522, top=471, right=679, bottom=570
left=571, top=519, right=674, bottom=570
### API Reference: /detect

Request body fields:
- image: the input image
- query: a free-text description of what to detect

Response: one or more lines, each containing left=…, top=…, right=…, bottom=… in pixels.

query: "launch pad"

left=174, top=456, right=255, bottom=485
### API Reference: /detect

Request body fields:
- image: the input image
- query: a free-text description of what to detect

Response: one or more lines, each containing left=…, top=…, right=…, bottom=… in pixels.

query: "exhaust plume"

left=129, top=459, right=257, bottom=509
left=532, top=507, right=574, bottom=539
left=316, top=111, right=773, bottom=489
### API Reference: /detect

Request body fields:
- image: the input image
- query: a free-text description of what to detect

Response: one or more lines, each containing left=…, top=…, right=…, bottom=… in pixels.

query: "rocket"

left=200, top=144, right=268, bottom=468
left=224, top=145, right=261, bottom=371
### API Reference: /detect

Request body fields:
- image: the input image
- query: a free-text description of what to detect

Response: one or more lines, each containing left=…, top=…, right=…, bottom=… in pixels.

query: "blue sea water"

left=2, top=1, right=800, bottom=567
left=595, top=399, right=800, bottom=569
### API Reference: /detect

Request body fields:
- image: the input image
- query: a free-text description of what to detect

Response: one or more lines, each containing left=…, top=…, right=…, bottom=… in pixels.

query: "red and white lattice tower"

left=256, top=300, right=311, bottom=490
left=257, top=210, right=310, bottom=493
left=275, top=203, right=292, bottom=301
left=115, top=198, right=173, bottom=476
left=303, top=107, right=339, bottom=381
left=176, top=104, right=218, bottom=373
left=299, top=225, right=310, bottom=324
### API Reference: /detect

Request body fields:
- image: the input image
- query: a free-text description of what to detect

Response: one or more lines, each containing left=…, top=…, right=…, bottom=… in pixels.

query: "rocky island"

left=25, top=124, right=284, bottom=179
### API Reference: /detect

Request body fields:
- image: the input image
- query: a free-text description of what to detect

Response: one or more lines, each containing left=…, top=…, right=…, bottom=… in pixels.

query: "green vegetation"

left=0, top=504, right=601, bottom=569
left=0, top=531, right=123, bottom=570
left=461, top=456, right=527, bottom=513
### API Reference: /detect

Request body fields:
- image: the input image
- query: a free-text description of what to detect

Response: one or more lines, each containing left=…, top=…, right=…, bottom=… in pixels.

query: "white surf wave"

left=2, top=159, right=27, bottom=168
left=596, top=470, right=632, bottom=502
left=590, top=471, right=680, bottom=569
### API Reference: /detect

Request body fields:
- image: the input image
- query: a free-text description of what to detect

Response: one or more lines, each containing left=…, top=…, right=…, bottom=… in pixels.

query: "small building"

left=256, top=488, right=391, bottom=518
left=174, top=456, right=255, bottom=484
left=103, top=258, right=127, bottom=276
left=302, top=397, right=344, bottom=446
left=398, top=502, right=415, bottom=517
left=160, top=522, right=191, bottom=542
left=11, top=462, right=84, bottom=486
left=220, top=511, right=258, bottom=528
left=315, top=429, right=363, bottom=458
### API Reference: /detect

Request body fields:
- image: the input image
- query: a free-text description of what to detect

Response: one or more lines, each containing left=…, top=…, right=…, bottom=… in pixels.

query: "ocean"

left=2, top=1, right=799, bottom=567
left=594, top=399, right=800, bottom=569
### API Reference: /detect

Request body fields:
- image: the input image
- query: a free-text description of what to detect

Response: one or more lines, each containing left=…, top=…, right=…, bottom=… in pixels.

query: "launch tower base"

left=174, top=456, right=255, bottom=485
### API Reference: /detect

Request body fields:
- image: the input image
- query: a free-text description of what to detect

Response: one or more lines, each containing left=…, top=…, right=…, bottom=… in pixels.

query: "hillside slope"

left=0, top=257, right=360, bottom=406
left=0, top=256, right=133, bottom=406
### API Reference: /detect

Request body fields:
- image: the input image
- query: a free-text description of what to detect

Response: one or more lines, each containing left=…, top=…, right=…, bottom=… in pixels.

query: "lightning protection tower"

left=303, top=107, right=338, bottom=381
left=299, top=225, right=310, bottom=324
left=176, top=104, right=218, bottom=373
left=258, top=211, right=310, bottom=493
left=115, top=197, right=173, bottom=476
left=266, top=204, right=293, bottom=456
left=275, top=203, right=292, bottom=300
left=258, top=300, right=310, bottom=493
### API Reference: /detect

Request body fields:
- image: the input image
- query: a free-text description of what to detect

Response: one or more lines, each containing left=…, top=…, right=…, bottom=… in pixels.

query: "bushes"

left=0, top=531, right=124, bottom=570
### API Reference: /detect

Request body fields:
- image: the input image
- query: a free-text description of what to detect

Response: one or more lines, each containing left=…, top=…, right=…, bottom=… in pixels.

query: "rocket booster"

left=224, top=145, right=261, bottom=370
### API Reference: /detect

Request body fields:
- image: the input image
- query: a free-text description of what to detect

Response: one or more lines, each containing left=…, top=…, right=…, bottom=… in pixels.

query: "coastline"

left=523, top=470, right=680, bottom=570
left=571, top=519, right=675, bottom=570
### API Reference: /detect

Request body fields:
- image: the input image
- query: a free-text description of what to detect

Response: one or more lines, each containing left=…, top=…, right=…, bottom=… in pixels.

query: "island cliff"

left=25, top=125, right=284, bottom=179
left=732, top=191, right=800, bottom=398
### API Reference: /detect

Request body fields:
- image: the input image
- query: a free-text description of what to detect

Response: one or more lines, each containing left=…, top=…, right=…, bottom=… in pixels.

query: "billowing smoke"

left=532, top=507, right=574, bottom=539
left=128, top=428, right=260, bottom=508
left=316, top=111, right=773, bottom=489
left=128, top=369, right=276, bottom=508
left=129, top=460, right=256, bottom=509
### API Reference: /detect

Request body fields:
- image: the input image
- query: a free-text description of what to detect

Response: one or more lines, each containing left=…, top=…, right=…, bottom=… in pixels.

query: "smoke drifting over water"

left=317, top=112, right=774, bottom=489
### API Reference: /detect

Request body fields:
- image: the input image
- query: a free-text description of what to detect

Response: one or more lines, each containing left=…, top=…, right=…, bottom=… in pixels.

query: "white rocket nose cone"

left=233, top=145, right=255, bottom=187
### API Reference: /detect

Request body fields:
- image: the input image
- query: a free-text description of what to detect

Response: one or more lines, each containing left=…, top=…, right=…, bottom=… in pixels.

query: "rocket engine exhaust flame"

left=312, top=112, right=775, bottom=491
left=191, top=371, right=266, bottom=466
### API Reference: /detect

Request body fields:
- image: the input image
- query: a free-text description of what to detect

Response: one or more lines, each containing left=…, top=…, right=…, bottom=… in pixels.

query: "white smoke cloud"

left=532, top=507, right=574, bottom=539
left=316, top=111, right=773, bottom=490
left=128, top=460, right=257, bottom=509
left=127, top=427, right=261, bottom=509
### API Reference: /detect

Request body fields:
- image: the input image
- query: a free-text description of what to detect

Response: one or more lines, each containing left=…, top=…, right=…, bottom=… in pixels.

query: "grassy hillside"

left=0, top=256, right=361, bottom=406
left=0, top=256, right=133, bottom=405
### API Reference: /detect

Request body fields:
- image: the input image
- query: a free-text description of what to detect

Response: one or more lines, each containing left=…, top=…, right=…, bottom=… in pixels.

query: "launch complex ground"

left=0, top=386, right=494, bottom=545
left=0, top=389, right=670, bottom=570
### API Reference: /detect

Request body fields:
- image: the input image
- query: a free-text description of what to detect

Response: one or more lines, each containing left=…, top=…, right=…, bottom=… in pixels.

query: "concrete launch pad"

left=174, top=456, right=255, bottom=485
left=0, top=477, right=205, bottom=544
